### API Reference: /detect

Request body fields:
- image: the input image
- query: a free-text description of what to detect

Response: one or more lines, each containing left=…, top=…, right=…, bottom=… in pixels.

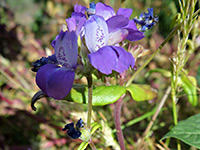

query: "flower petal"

left=106, top=15, right=129, bottom=33
left=66, top=17, right=76, bottom=32
left=125, top=28, right=145, bottom=41
left=36, top=64, right=75, bottom=100
left=95, top=2, right=115, bottom=20
left=84, top=15, right=109, bottom=53
left=74, top=4, right=86, bottom=14
left=66, top=14, right=86, bottom=36
left=88, top=46, right=117, bottom=75
left=47, top=67, right=75, bottom=100
left=36, top=64, right=53, bottom=94
left=88, top=46, right=135, bottom=74
left=125, top=20, right=145, bottom=41
left=126, top=20, right=138, bottom=30
left=111, top=46, right=135, bottom=73
left=55, top=31, right=78, bottom=68
left=51, top=35, right=59, bottom=48
left=108, top=29, right=128, bottom=45
left=117, top=8, right=132, bottom=18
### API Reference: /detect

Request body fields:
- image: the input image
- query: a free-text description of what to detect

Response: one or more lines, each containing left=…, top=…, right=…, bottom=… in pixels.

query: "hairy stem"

left=171, top=89, right=181, bottom=150
left=87, top=74, right=93, bottom=129
left=171, top=82, right=178, bottom=125
left=89, top=139, right=97, bottom=150
left=126, top=24, right=180, bottom=87
left=114, top=95, right=126, bottom=150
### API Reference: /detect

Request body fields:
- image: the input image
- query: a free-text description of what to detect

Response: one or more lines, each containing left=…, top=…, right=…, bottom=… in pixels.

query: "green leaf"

left=181, top=75, right=198, bottom=106
left=145, top=68, right=171, bottom=78
left=126, top=84, right=157, bottom=102
left=161, top=113, right=200, bottom=148
left=170, top=13, right=181, bottom=28
left=65, top=85, right=126, bottom=106
left=77, top=142, right=88, bottom=150
left=91, top=122, right=102, bottom=135
left=196, top=65, right=200, bottom=86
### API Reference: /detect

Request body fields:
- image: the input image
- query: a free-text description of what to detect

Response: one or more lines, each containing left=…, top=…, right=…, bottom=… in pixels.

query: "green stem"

left=171, top=63, right=181, bottom=150
left=126, top=24, right=180, bottom=87
left=171, top=83, right=178, bottom=125
left=89, top=139, right=97, bottom=150
left=193, top=8, right=200, bottom=18
left=87, top=74, right=93, bottom=129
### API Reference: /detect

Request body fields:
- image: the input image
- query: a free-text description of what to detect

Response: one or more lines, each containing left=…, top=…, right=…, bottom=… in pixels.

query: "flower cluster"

left=32, top=2, right=146, bottom=100
left=133, top=8, right=158, bottom=32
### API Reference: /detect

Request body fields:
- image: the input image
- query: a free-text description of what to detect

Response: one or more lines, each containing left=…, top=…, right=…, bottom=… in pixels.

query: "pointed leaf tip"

left=161, top=114, right=200, bottom=149
left=126, top=84, right=157, bottom=101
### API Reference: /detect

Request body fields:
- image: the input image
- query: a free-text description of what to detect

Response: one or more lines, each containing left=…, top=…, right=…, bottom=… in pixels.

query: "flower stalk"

left=114, top=95, right=126, bottom=150
left=89, top=140, right=97, bottom=150
left=87, top=74, right=93, bottom=129
left=86, top=74, right=97, bottom=150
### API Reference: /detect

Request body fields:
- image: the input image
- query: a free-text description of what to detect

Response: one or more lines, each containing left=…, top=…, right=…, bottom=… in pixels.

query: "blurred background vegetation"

left=0, top=0, right=200, bottom=149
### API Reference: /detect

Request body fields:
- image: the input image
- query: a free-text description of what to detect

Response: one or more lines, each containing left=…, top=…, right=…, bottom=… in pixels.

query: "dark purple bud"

left=62, top=119, right=84, bottom=139
left=133, top=8, right=158, bottom=32
left=76, top=118, right=84, bottom=130
left=87, top=2, right=96, bottom=15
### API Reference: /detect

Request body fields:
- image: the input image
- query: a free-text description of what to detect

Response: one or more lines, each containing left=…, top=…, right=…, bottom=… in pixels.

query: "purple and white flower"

left=66, top=4, right=87, bottom=36
left=83, top=2, right=145, bottom=75
left=92, top=2, right=145, bottom=41
left=35, top=30, right=78, bottom=100
left=84, top=15, right=135, bottom=74
left=33, top=2, right=151, bottom=100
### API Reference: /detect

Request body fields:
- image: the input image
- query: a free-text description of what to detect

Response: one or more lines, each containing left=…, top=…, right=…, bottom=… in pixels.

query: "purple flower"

left=82, top=2, right=145, bottom=75
left=84, top=14, right=137, bottom=75
left=35, top=31, right=78, bottom=100
left=51, top=5, right=87, bottom=48
left=93, top=2, right=145, bottom=41
left=66, top=4, right=87, bottom=37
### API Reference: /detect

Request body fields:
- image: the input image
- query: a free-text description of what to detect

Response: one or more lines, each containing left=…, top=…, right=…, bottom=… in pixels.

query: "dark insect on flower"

left=31, top=55, right=57, bottom=72
left=62, top=118, right=84, bottom=139
left=133, top=8, right=158, bottom=32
